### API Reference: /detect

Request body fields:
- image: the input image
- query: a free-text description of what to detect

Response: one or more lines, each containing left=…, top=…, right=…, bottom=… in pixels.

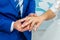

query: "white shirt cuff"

left=10, top=22, right=15, bottom=32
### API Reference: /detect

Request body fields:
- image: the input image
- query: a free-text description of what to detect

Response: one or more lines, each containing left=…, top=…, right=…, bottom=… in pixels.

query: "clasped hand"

left=13, top=14, right=45, bottom=32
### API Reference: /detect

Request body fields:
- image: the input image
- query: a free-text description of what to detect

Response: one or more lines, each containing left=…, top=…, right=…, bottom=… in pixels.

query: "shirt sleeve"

left=10, top=22, right=15, bottom=32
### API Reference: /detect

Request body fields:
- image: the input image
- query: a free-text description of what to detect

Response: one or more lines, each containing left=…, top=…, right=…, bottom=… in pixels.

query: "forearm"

left=40, top=10, right=56, bottom=20
left=39, top=1, right=60, bottom=21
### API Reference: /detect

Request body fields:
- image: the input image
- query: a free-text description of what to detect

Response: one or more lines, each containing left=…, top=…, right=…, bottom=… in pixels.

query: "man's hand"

left=13, top=18, right=29, bottom=32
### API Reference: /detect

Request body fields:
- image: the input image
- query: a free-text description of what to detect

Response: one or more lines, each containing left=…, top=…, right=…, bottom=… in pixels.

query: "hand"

left=13, top=14, right=37, bottom=32
left=21, top=14, right=37, bottom=30
left=22, top=15, right=46, bottom=31
left=13, top=18, right=29, bottom=32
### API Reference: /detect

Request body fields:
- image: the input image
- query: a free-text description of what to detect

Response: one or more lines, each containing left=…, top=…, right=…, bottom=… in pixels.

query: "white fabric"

left=39, top=1, right=60, bottom=40
left=10, top=22, right=15, bottom=32
left=50, top=1, right=60, bottom=21
left=40, top=19, right=60, bottom=40
left=50, top=1, right=60, bottom=13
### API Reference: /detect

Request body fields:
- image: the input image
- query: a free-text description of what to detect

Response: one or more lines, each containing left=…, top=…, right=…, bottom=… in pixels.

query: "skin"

left=13, top=9, right=56, bottom=32
left=13, top=14, right=36, bottom=32
left=21, top=9, right=56, bottom=31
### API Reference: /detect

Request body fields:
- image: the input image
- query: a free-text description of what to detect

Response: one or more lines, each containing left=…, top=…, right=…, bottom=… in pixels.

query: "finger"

left=28, top=14, right=37, bottom=17
left=29, top=14, right=34, bottom=16
left=21, top=20, right=28, bottom=28
left=21, top=25, right=30, bottom=32
left=21, top=19, right=33, bottom=27
left=29, top=21, right=36, bottom=31
left=33, top=14, right=37, bottom=17
left=16, top=24, right=22, bottom=32
left=19, top=18, right=26, bottom=22
left=34, top=23, right=40, bottom=31
left=18, top=17, right=29, bottom=23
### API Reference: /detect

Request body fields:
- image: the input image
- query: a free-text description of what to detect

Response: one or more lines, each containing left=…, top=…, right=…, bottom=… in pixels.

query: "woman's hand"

left=22, top=15, right=46, bottom=31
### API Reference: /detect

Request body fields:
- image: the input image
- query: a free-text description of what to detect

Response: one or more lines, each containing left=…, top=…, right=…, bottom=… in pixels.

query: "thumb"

left=18, top=18, right=27, bottom=23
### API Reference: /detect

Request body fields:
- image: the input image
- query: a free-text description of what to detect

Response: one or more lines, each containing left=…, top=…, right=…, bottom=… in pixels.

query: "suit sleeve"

left=0, top=18, right=13, bottom=33
left=27, top=0, right=35, bottom=13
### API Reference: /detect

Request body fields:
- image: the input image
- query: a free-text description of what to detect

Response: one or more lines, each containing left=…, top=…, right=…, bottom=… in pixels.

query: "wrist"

left=39, top=14, right=47, bottom=21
